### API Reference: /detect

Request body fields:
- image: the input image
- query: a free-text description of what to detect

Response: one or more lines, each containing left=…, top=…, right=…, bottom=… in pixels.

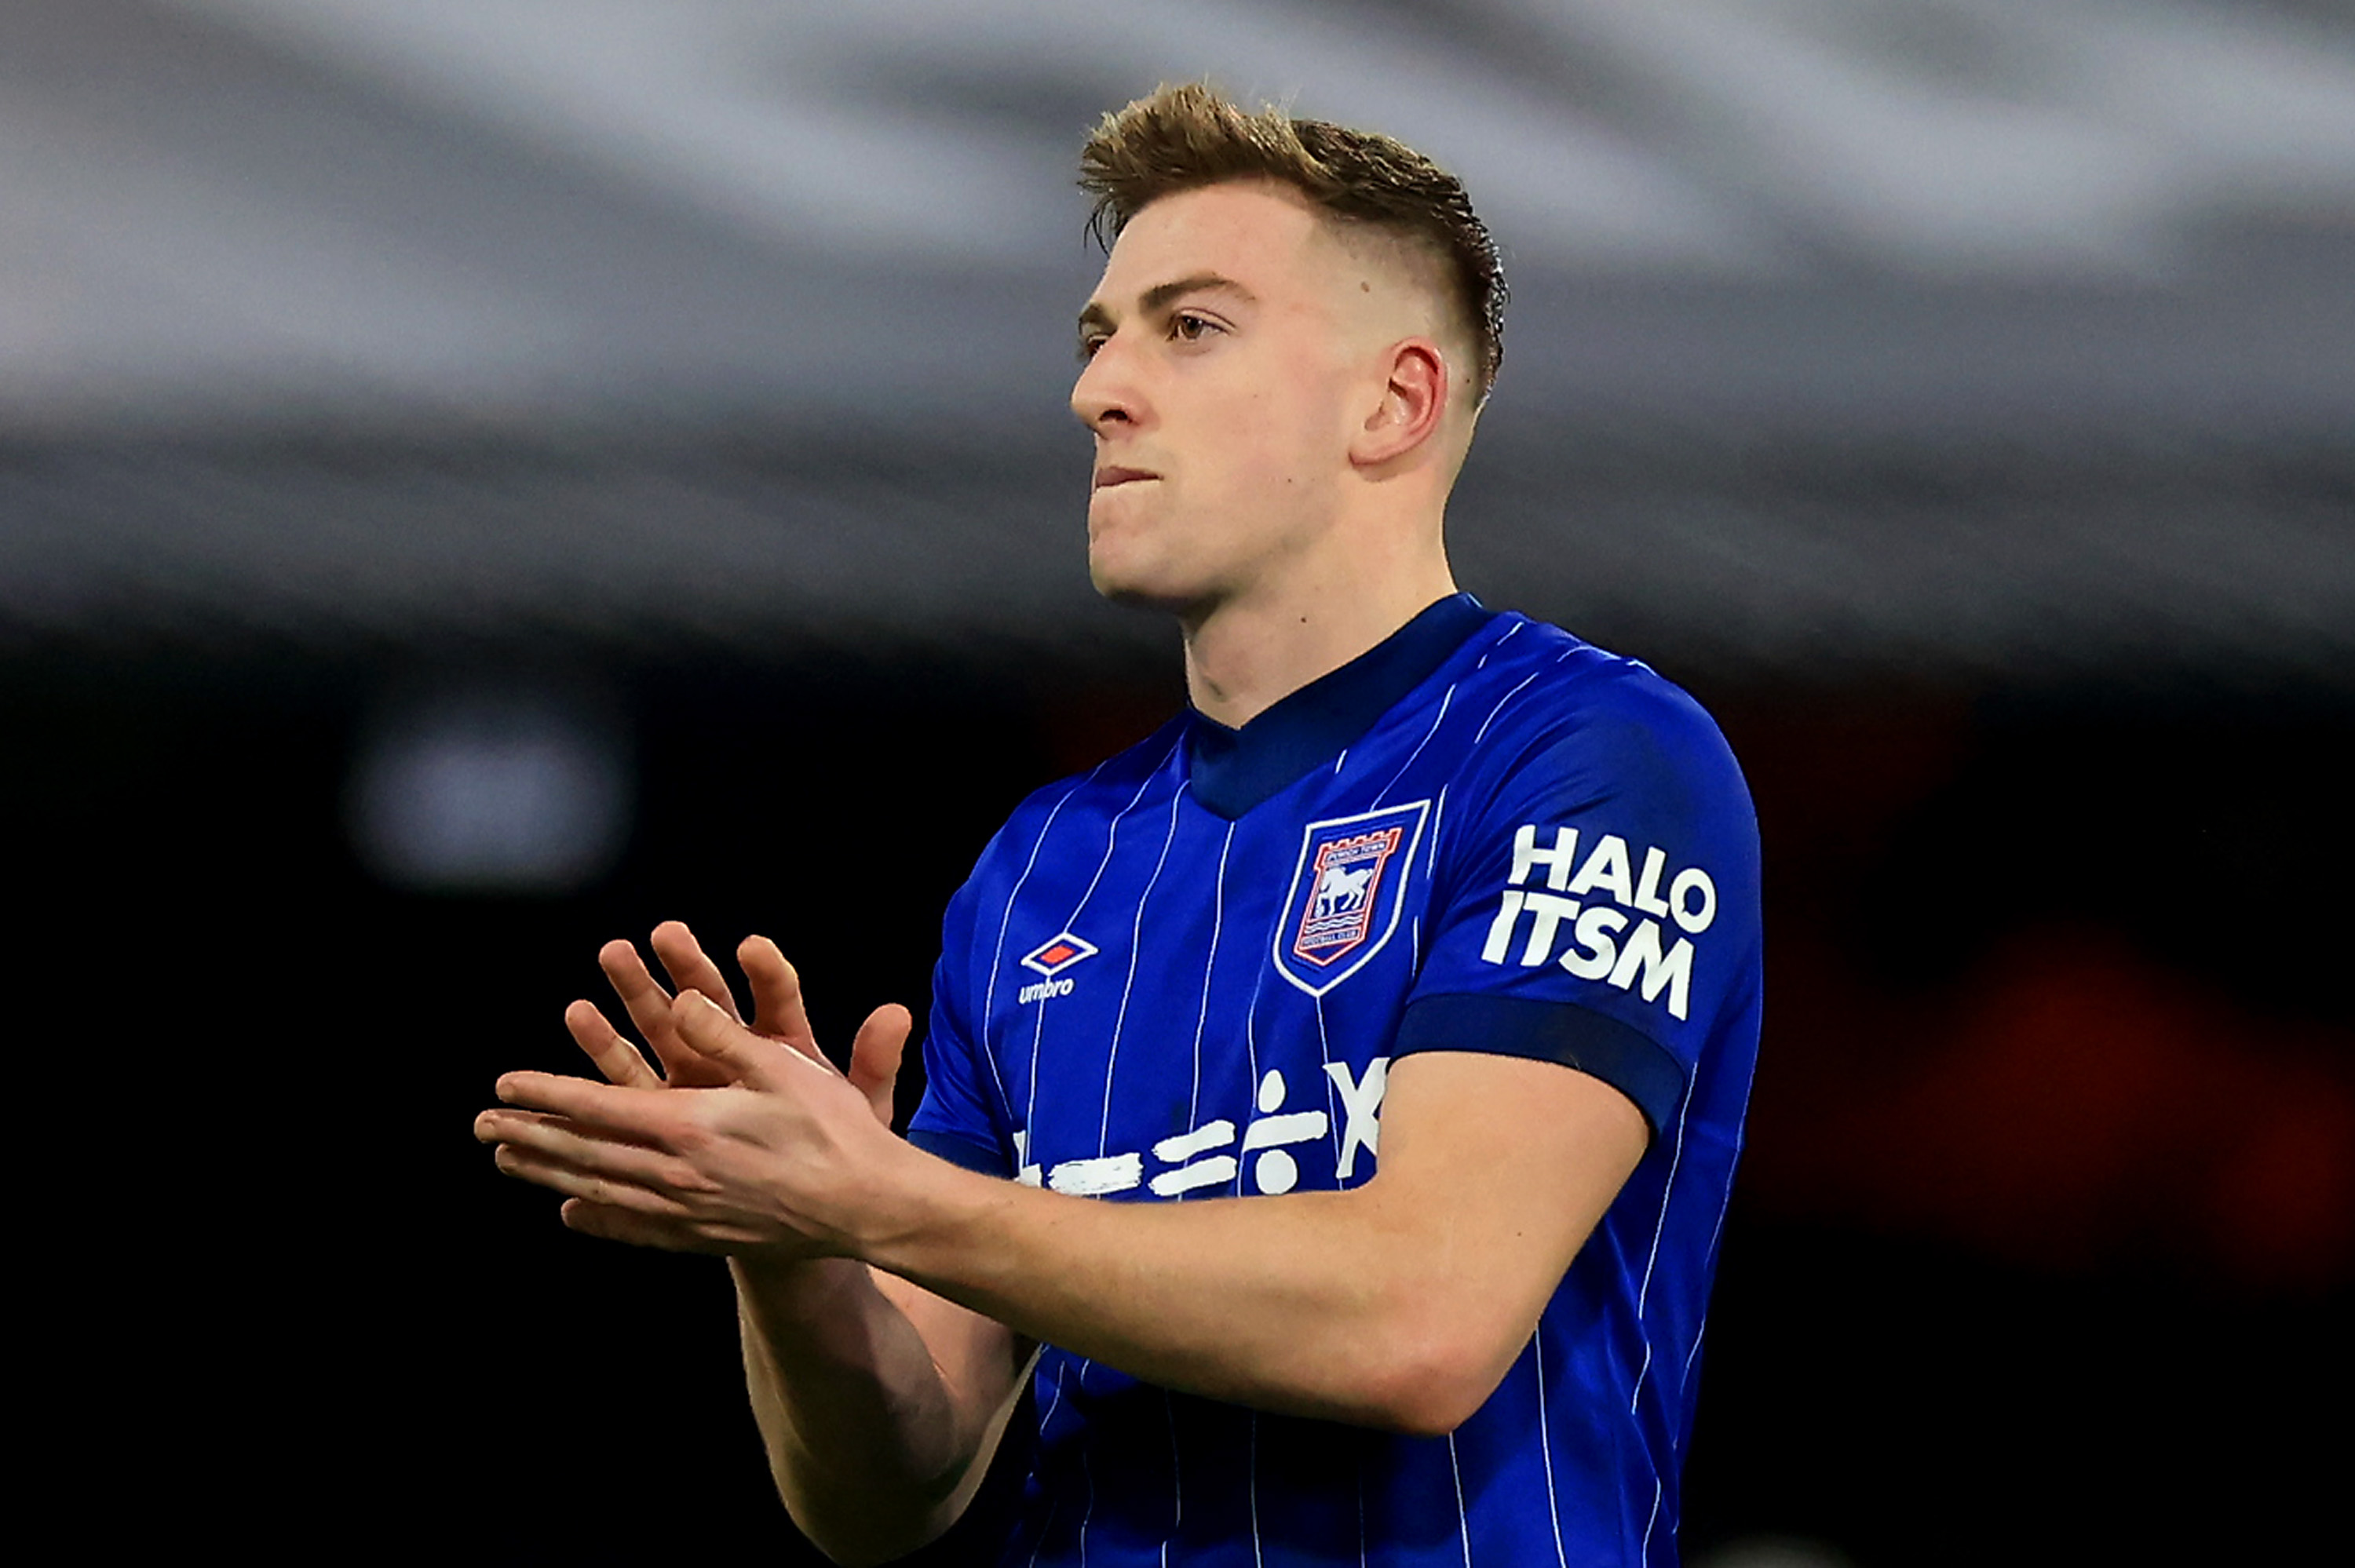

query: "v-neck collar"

left=1184, top=593, right=1495, bottom=819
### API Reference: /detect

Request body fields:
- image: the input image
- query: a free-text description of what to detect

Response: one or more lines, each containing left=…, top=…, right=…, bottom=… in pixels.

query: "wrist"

left=851, top=1136, right=1005, bottom=1286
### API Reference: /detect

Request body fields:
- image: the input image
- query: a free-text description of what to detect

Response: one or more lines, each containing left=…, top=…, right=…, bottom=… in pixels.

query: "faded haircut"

left=1079, top=82, right=1507, bottom=399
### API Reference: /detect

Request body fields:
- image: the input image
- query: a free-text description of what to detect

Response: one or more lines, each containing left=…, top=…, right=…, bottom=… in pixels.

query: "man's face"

left=1072, top=181, right=1373, bottom=616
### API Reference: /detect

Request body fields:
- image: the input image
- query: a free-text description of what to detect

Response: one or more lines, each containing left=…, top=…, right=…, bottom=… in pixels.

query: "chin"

left=1088, top=555, right=1211, bottom=617
left=1089, top=564, right=1173, bottom=610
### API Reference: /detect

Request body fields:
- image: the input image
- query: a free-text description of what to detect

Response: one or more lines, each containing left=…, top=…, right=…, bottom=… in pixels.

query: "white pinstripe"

left=1470, top=646, right=1574, bottom=749
left=1677, top=1133, right=1746, bottom=1423
left=1077, top=1406, right=1096, bottom=1568
left=1356, top=1453, right=1368, bottom=1568
left=1313, top=994, right=1340, bottom=1162
left=1426, top=785, right=1449, bottom=881
left=1024, top=757, right=1175, bottom=1568
left=984, top=774, right=1092, bottom=1122
left=1535, top=1328, right=1569, bottom=1568
left=1447, top=1431, right=1473, bottom=1568
left=1475, top=619, right=1523, bottom=673
left=1234, top=961, right=1268, bottom=1197
left=1248, top=1413, right=1265, bottom=1568
left=1161, top=1389, right=1181, bottom=1567
left=1630, top=1077, right=1699, bottom=1411
left=1678, top=1322, right=1711, bottom=1451
left=1615, top=1078, right=1700, bottom=1568
left=1097, top=786, right=1185, bottom=1155
left=1412, top=782, right=1452, bottom=972
left=1024, top=758, right=1165, bottom=1136
left=1185, top=821, right=1238, bottom=1136
left=1028, top=1360, right=1073, bottom=1568
left=1064, top=750, right=1173, bottom=928
left=1373, top=680, right=1456, bottom=808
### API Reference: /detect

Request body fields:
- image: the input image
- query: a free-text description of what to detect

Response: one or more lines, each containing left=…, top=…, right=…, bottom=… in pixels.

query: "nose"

left=1071, top=334, right=1143, bottom=435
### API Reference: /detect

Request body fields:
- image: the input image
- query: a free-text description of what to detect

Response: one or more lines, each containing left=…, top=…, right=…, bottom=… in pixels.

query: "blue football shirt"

left=910, top=594, right=1762, bottom=1567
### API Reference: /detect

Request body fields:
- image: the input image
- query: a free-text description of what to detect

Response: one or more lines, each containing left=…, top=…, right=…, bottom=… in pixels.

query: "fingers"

left=651, top=921, right=743, bottom=1022
left=489, top=1136, right=697, bottom=1216
left=560, top=1199, right=732, bottom=1254
left=478, top=1102, right=676, bottom=1174
left=670, top=990, right=825, bottom=1091
left=564, top=999, right=664, bottom=1089
left=601, top=929, right=732, bottom=1087
left=738, top=935, right=820, bottom=1059
left=847, top=1003, right=914, bottom=1129
left=492, top=1070, right=681, bottom=1140
left=598, top=939, right=680, bottom=1048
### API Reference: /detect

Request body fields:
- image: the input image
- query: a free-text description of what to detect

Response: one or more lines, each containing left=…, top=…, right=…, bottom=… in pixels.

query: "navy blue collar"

left=1185, top=593, right=1495, bottom=819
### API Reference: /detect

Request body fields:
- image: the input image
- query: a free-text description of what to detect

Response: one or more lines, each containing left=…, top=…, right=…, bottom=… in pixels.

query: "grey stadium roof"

left=2, top=0, right=2350, bottom=679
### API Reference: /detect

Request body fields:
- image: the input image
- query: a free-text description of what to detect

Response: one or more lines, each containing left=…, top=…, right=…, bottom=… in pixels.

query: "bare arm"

left=867, top=1049, right=1644, bottom=1434
left=727, top=1257, right=1032, bottom=1566
left=487, top=978, right=1648, bottom=1440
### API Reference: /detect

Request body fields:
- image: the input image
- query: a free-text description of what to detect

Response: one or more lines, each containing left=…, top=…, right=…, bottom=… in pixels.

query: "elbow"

left=1351, top=1307, right=1520, bottom=1438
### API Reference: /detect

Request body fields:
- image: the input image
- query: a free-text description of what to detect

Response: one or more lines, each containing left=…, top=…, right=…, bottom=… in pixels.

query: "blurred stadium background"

left=7, top=2, right=2349, bottom=1562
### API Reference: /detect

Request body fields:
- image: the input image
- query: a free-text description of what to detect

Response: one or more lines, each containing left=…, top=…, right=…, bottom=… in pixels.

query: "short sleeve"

left=1397, top=666, right=1762, bottom=1136
left=907, top=874, right=1017, bottom=1178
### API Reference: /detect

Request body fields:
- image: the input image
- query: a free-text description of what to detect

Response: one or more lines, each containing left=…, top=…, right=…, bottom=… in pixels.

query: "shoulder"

left=962, top=711, right=1188, bottom=881
left=937, top=712, right=1187, bottom=957
left=1454, top=615, right=1751, bottom=830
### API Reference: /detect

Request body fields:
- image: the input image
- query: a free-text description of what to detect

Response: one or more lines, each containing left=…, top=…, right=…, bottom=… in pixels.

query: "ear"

left=1349, top=338, right=1449, bottom=469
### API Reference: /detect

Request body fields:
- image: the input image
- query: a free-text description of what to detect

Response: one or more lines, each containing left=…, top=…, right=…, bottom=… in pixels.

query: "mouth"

left=1093, top=465, right=1157, bottom=491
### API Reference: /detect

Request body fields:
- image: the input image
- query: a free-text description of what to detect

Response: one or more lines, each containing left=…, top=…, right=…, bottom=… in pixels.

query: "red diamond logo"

left=1020, top=931, right=1099, bottom=978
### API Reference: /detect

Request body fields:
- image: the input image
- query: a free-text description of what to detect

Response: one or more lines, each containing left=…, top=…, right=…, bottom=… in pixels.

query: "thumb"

left=669, top=990, right=791, bottom=1090
left=846, top=1004, right=913, bottom=1129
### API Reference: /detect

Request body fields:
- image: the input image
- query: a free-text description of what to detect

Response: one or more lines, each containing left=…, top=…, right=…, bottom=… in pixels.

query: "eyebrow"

left=1077, top=272, right=1258, bottom=339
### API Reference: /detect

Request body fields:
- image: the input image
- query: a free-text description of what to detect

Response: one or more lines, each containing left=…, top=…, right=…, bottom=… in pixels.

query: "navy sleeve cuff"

left=1394, top=993, right=1686, bottom=1137
left=907, top=1125, right=1014, bottom=1179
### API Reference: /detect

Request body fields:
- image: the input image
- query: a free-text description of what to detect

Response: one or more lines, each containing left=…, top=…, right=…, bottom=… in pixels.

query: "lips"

left=1093, top=465, right=1157, bottom=490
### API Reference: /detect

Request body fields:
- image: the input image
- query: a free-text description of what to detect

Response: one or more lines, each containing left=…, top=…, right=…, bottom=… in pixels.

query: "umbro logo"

left=1021, top=932, right=1097, bottom=976
left=1017, top=931, right=1097, bottom=1004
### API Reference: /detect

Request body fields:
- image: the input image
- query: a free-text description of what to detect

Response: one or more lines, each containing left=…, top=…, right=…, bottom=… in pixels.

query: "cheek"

left=1209, top=385, right=1326, bottom=488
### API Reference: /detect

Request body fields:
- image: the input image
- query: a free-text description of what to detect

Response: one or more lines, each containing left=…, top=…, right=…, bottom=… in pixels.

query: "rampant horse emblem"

left=1274, top=801, right=1430, bottom=996
left=1313, top=864, right=1375, bottom=917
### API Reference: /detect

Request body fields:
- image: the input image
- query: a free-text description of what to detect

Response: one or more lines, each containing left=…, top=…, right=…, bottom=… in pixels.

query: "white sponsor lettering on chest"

left=1017, top=1060, right=1391, bottom=1198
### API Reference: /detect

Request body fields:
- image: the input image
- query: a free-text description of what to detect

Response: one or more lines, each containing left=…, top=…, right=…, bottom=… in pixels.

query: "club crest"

left=1273, top=801, right=1429, bottom=996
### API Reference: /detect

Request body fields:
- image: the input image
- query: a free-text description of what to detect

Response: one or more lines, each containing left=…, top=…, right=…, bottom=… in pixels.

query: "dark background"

left=19, top=617, right=2348, bottom=1565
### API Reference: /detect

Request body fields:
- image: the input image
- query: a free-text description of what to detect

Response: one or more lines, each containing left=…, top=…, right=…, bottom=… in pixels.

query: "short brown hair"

left=1079, top=82, right=1507, bottom=398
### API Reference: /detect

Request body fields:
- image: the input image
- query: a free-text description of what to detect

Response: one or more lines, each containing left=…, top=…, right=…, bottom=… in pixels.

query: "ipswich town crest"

left=1272, top=800, right=1430, bottom=996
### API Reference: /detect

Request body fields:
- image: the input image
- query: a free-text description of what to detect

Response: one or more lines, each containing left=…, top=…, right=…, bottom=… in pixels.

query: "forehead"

left=1092, top=181, right=1336, bottom=302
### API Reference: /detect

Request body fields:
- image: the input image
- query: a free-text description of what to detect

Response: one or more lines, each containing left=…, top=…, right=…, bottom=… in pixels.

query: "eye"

left=1077, top=332, right=1108, bottom=364
left=1170, top=312, right=1221, bottom=345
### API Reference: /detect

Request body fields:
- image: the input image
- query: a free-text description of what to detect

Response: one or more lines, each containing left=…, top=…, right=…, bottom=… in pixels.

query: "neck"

left=1181, top=534, right=1458, bottom=729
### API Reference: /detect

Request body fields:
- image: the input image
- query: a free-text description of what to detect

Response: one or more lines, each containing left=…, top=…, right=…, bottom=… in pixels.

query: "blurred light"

left=347, top=686, right=631, bottom=893
left=1692, top=1536, right=1859, bottom=1568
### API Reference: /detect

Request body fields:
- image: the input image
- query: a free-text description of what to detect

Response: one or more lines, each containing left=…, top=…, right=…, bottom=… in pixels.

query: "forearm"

left=732, top=1255, right=1018, bottom=1566
left=864, top=1154, right=1508, bottom=1435
left=850, top=1059, right=1645, bottom=1436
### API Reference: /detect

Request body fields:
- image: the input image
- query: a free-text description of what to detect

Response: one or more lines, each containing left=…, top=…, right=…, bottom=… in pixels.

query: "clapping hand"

left=476, top=922, right=913, bottom=1254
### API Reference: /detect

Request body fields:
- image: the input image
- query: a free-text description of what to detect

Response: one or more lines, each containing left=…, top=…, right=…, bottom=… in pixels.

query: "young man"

left=479, top=85, right=1761, bottom=1566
